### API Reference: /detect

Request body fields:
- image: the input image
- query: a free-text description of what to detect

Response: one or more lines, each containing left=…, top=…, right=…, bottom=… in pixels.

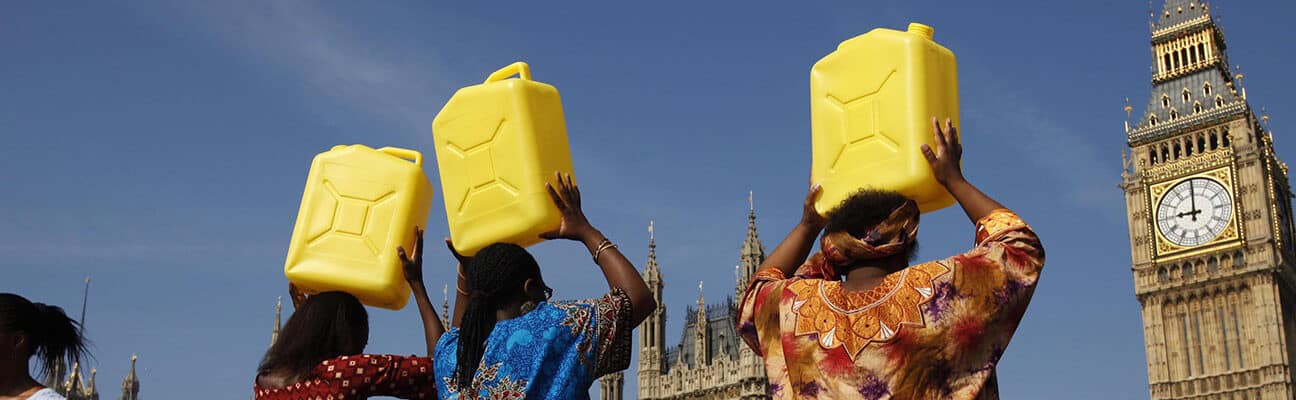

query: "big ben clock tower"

left=1121, top=1, right=1296, bottom=399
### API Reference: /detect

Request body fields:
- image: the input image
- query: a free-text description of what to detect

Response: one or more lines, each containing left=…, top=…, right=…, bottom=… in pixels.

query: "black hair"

left=824, top=189, right=920, bottom=263
left=0, top=293, right=91, bottom=379
left=257, top=291, right=368, bottom=382
left=456, top=243, right=542, bottom=389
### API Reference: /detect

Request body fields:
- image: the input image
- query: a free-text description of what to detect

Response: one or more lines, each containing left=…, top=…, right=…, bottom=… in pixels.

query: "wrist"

left=578, top=228, right=606, bottom=246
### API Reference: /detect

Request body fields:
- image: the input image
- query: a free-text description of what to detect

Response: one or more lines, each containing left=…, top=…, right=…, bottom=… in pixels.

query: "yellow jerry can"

left=432, top=62, right=575, bottom=256
left=811, top=22, right=959, bottom=214
left=284, top=145, right=434, bottom=310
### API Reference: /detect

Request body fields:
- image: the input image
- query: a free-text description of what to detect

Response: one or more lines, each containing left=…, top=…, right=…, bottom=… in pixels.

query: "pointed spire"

left=271, top=296, right=282, bottom=346
left=738, top=193, right=766, bottom=297
left=697, top=281, right=706, bottom=309
left=86, top=368, right=98, bottom=398
left=441, top=284, right=450, bottom=328
left=695, top=280, right=709, bottom=366
left=644, top=220, right=660, bottom=276
left=65, top=361, right=84, bottom=396
left=121, top=355, right=139, bottom=400
left=1236, top=65, right=1247, bottom=99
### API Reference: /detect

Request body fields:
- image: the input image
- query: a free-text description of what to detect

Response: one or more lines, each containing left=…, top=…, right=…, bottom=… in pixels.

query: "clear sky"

left=4, top=1, right=1295, bottom=399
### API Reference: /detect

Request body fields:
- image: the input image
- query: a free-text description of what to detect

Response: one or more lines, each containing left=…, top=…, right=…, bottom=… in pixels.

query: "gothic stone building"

left=600, top=205, right=772, bottom=399
left=1121, top=1, right=1296, bottom=398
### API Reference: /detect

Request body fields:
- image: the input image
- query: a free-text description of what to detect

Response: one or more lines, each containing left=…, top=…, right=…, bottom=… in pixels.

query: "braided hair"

left=455, top=243, right=542, bottom=389
left=0, top=293, right=91, bottom=379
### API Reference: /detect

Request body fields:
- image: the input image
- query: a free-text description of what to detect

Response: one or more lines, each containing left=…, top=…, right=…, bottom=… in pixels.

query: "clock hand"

left=1189, top=180, right=1199, bottom=222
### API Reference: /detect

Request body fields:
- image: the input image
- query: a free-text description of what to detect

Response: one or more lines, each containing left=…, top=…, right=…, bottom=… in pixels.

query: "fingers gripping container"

left=284, top=145, right=434, bottom=310
left=810, top=22, right=959, bottom=215
left=432, top=62, right=575, bottom=256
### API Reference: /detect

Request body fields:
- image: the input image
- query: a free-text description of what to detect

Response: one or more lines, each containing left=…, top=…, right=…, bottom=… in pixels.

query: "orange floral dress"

left=738, top=209, right=1044, bottom=400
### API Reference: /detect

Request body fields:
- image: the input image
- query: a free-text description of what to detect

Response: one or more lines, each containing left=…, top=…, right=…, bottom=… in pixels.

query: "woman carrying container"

left=0, top=293, right=90, bottom=400
left=738, top=119, right=1046, bottom=399
left=254, top=228, right=443, bottom=400
left=433, top=173, right=656, bottom=399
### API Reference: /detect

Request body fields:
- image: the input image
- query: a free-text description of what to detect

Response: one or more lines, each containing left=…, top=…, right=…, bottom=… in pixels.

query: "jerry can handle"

left=484, top=62, right=531, bottom=83
left=377, top=147, right=423, bottom=167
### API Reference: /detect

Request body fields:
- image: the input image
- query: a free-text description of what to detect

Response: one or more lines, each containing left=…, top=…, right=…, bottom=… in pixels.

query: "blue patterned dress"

left=432, top=289, right=632, bottom=399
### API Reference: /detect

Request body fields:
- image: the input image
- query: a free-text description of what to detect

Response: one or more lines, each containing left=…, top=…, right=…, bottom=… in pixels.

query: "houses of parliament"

left=597, top=200, right=773, bottom=400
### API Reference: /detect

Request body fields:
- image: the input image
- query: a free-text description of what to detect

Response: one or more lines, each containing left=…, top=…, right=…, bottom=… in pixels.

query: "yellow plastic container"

left=810, top=22, right=959, bottom=214
left=432, top=62, right=575, bottom=256
left=284, top=145, right=434, bottom=310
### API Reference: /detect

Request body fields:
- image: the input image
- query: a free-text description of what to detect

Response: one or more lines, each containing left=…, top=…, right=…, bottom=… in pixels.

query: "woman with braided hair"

left=738, top=118, right=1046, bottom=399
left=433, top=173, right=656, bottom=399
left=0, top=293, right=89, bottom=400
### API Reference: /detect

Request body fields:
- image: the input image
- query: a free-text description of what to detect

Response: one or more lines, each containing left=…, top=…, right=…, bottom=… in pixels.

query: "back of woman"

left=433, top=290, right=631, bottom=399
left=433, top=174, right=653, bottom=399
left=255, top=230, right=446, bottom=400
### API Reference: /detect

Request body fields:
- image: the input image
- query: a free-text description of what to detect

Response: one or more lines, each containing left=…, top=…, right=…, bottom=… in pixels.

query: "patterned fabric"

left=822, top=200, right=920, bottom=267
left=738, top=209, right=1044, bottom=400
left=253, top=354, right=437, bottom=400
left=432, top=289, right=633, bottom=399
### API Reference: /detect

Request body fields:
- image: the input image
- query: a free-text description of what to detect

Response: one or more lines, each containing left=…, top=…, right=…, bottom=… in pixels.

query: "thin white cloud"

left=964, top=88, right=1123, bottom=220
left=176, top=0, right=454, bottom=140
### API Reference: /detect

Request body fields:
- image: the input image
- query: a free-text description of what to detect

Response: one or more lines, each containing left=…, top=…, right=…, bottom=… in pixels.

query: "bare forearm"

left=945, top=178, right=1005, bottom=223
left=409, top=282, right=443, bottom=356
left=760, top=222, right=821, bottom=277
left=581, top=229, right=655, bottom=325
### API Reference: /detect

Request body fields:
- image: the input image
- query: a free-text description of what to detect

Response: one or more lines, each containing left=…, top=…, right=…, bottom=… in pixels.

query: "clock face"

left=1156, top=177, right=1234, bottom=247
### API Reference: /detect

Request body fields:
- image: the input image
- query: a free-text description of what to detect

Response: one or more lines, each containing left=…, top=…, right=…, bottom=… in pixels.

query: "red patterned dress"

left=253, top=354, right=437, bottom=400
left=738, top=209, right=1045, bottom=399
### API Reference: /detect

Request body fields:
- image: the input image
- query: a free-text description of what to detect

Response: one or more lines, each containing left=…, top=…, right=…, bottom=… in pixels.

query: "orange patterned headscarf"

left=820, top=200, right=920, bottom=271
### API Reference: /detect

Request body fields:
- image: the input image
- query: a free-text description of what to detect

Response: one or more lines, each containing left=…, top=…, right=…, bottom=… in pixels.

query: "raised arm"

left=921, top=117, right=1005, bottom=222
left=541, top=173, right=657, bottom=326
left=398, top=227, right=444, bottom=356
left=445, top=240, right=472, bottom=329
left=758, top=185, right=827, bottom=278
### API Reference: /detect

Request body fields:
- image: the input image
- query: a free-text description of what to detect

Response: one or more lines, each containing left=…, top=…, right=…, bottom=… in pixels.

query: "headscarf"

left=818, top=199, right=920, bottom=275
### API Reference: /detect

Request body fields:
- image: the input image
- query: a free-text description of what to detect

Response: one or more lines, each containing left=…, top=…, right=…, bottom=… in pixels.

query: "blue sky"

left=4, top=1, right=1295, bottom=399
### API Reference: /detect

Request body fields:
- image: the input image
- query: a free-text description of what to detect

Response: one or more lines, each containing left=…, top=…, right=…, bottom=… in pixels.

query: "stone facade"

left=600, top=205, right=772, bottom=399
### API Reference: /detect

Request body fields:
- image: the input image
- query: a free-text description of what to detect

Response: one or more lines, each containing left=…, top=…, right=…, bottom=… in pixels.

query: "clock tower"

left=1121, top=1, right=1296, bottom=399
